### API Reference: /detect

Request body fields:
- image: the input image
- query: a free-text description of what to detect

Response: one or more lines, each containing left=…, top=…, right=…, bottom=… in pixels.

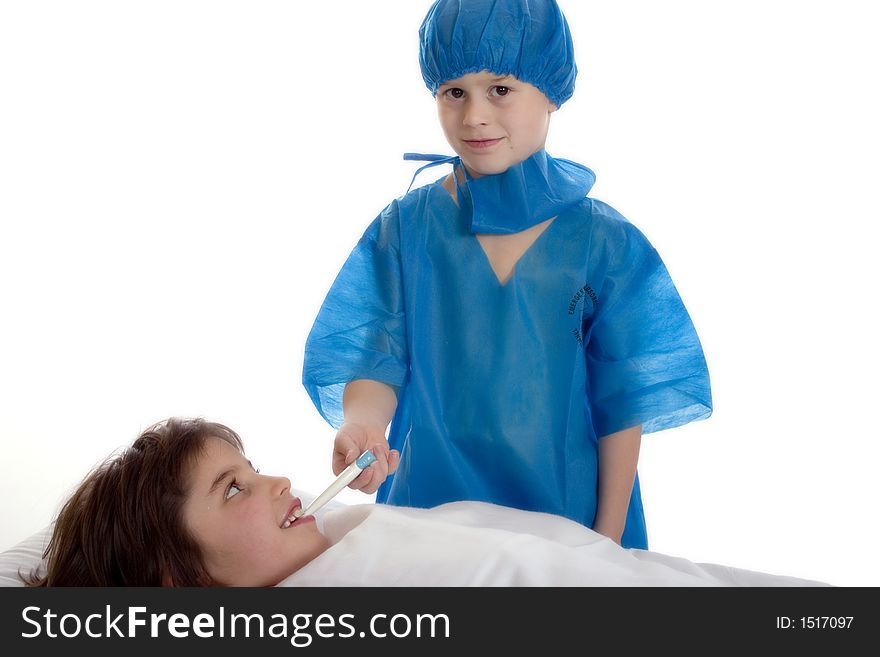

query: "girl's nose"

left=268, top=475, right=291, bottom=497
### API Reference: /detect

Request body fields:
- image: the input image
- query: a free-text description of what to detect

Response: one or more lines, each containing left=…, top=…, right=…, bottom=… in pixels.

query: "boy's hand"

left=332, top=422, right=400, bottom=495
left=591, top=519, right=623, bottom=546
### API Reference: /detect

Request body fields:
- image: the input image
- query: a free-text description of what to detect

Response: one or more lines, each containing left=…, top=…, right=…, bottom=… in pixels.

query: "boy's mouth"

left=463, top=138, right=502, bottom=149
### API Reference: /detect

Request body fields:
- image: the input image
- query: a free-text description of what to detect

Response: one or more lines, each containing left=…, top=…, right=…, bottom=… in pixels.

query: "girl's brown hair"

left=26, top=417, right=244, bottom=586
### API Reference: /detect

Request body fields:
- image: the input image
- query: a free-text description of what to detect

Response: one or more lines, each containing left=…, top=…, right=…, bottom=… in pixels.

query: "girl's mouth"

left=281, top=499, right=303, bottom=528
left=283, top=514, right=315, bottom=529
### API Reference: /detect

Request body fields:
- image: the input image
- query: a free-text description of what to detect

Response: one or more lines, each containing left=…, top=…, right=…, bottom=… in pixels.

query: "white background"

left=1, top=1, right=877, bottom=586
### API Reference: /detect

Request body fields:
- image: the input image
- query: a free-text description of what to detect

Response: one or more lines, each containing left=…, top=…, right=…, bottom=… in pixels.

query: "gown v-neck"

left=440, top=173, right=556, bottom=286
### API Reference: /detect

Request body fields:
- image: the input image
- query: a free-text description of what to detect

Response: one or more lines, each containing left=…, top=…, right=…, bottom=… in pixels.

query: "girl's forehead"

left=188, top=438, right=246, bottom=489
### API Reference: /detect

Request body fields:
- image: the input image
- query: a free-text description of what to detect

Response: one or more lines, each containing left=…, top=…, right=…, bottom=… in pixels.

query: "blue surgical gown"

left=303, top=176, right=712, bottom=549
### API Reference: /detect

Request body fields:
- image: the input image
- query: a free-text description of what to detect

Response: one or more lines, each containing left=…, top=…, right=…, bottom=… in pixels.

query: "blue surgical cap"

left=419, top=0, right=577, bottom=108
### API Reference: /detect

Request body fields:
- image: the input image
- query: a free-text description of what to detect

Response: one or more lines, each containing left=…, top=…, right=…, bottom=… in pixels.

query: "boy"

left=302, top=0, right=712, bottom=549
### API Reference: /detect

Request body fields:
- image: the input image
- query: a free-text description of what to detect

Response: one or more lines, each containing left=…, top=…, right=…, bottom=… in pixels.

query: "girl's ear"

left=161, top=571, right=175, bottom=587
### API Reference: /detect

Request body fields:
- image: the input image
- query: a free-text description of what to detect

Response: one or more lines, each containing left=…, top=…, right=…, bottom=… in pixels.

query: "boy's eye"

left=445, top=88, right=464, bottom=99
left=491, top=86, right=510, bottom=97
left=226, top=482, right=243, bottom=499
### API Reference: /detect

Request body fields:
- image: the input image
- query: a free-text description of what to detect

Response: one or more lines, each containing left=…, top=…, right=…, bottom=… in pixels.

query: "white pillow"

left=0, top=523, right=51, bottom=587
left=0, top=488, right=342, bottom=586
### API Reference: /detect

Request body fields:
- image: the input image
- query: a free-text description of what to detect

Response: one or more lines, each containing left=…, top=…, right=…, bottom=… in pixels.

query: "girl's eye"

left=491, top=86, right=510, bottom=97
left=226, top=482, right=243, bottom=499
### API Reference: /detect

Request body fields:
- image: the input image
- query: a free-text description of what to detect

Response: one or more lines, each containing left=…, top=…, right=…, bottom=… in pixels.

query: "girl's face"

left=436, top=71, right=556, bottom=178
left=182, top=437, right=330, bottom=586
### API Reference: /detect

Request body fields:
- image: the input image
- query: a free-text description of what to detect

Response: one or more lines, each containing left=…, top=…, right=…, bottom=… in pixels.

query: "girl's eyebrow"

left=206, top=460, right=257, bottom=495
left=208, top=469, right=235, bottom=495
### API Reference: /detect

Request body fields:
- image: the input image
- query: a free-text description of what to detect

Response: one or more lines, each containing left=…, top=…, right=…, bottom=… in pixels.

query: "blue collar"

left=404, top=149, right=595, bottom=234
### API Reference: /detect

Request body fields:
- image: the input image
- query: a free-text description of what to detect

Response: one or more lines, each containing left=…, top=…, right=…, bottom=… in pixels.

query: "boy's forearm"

left=342, top=379, right=398, bottom=430
left=594, top=424, right=642, bottom=542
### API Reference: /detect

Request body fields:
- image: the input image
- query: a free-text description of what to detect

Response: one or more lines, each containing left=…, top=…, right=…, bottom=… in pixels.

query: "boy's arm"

left=343, top=379, right=398, bottom=429
left=334, top=379, right=400, bottom=494
left=593, top=425, right=642, bottom=544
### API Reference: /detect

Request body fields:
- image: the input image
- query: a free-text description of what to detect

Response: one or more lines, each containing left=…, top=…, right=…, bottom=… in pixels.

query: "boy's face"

left=436, top=71, right=557, bottom=178
left=182, top=437, right=330, bottom=586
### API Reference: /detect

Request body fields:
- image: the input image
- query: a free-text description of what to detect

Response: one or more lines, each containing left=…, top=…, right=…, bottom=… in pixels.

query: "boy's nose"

left=462, top=98, right=491, bottom=127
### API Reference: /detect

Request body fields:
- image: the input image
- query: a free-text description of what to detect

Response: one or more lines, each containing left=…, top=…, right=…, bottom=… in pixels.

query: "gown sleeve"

left=302, top=201, right=408, bottom=429
left=586, top=199, right=712, bottom=438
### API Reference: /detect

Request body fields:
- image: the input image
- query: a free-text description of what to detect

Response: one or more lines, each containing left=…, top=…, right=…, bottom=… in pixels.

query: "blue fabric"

left=407, top=149, right=595, bottom=234
left=302, top=158, right=712, bottom=550
left=419, top=0, right=577, bottom=108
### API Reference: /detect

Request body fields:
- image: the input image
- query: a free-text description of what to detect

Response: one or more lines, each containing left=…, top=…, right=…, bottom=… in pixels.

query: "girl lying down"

left=13, top=418, right=829, bottom=587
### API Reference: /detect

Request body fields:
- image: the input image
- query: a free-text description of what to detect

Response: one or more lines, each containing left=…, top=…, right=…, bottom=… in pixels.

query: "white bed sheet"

left=1, top=497, right=831, bottom=587
left=281, top=501, right=831, bottom=587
